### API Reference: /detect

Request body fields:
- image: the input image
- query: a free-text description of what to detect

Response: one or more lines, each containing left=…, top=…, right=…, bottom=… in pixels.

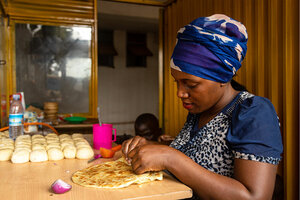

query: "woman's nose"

left=177, top=85, right=189, bottom=98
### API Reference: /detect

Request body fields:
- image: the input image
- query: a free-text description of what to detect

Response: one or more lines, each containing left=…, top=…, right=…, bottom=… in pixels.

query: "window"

left=126, top=33, right=152, bottom=67
left=15, top=23, right=92, bottom=114
left=98, top=30, right=117, bottom=67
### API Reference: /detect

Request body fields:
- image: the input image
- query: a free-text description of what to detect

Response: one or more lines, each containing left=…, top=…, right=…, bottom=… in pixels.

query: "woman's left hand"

left=127, top=144, right=174, bottom=174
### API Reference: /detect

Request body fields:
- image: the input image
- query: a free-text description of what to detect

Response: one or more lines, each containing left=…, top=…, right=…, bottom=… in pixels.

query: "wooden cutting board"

left=0, top=158, right=192, bottom=200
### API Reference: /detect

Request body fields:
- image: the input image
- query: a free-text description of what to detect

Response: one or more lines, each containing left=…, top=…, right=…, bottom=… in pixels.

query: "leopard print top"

left=170, top=91, right=281, bottom=177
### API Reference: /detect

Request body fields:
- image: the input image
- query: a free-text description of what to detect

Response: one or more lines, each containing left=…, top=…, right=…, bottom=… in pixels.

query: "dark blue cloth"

left=171, top=14, right=248, bottom=83
left=227, top=96, right=283, bottom=159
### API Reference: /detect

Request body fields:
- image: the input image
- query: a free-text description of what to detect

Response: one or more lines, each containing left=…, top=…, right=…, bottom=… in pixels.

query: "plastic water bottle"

left=9, top=94, right=24, bottom=140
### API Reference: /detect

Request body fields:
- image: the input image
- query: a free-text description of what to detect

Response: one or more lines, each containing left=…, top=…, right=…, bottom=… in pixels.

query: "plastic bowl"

left=64, top=116, right=87, bottom=124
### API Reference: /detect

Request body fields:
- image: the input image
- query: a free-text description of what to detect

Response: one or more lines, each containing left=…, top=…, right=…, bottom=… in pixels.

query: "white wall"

left=98, top=30, right=159, bottom=136
left=98, top=1, right=160, bottom=136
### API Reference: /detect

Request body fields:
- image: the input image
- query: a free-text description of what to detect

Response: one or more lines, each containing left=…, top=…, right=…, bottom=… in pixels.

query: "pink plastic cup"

left=93, top=124, right=116, bottom=150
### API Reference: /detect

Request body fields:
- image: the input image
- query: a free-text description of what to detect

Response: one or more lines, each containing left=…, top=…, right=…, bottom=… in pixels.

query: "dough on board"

left=63, top=145, right=76, bottom=159
left=76, top=147, right=94, bottom=159
left=30, top=149, right=48, bottom=162
left=0, top=149, right=13, bottom=161
left=47, top=148, right=64, bottom=161
left=11, top=149, right=30, bottom=163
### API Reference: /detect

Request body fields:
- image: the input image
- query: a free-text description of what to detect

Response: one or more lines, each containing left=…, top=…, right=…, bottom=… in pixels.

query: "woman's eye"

left=187, top=84, right=198, bottom=89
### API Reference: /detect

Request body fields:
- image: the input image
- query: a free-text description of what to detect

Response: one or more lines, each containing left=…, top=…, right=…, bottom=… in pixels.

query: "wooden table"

left=0, top=158, right=192, bottom=200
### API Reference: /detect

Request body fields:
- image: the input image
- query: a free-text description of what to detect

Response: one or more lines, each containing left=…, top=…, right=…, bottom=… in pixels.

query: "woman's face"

left=171, top=68, right=225, bottom=114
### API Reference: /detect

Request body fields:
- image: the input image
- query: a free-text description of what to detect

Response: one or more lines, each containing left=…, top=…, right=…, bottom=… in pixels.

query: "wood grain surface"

left=0, top=158, right=192, bottom=200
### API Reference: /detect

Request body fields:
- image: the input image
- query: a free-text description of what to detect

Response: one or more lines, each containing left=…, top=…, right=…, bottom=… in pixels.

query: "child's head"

left=134, top=113, right=161, bottom=141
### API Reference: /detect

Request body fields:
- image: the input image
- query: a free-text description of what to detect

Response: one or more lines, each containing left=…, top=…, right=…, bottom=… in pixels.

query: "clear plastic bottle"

left=9, top=94, right=24, bottom=140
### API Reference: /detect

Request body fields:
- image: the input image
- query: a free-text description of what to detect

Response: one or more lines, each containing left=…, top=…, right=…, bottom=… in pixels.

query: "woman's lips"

left=183, top=102, right=193, bottom=110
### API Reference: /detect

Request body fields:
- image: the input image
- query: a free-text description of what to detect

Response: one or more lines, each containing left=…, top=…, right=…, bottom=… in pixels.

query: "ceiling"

left=101, top=0, right=171, bottom=7
left=98, top=1, right=161, bottom=32
left=99, top=13, right=158, bottom=32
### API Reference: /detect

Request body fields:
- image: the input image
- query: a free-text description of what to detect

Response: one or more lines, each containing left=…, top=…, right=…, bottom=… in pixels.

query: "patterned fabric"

left=171, top=14, right=248, bottom=83
left=170, top=91, right=283, bottom=178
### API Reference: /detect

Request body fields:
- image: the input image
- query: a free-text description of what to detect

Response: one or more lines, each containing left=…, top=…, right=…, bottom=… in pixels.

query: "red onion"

left=51, top=179, right=72, bottom=194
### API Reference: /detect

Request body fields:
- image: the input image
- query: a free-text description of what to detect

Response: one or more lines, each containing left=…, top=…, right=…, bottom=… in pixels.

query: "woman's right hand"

left=158, top=134, right=175, bottom=145
left=122, top=136, right=149, bottom=163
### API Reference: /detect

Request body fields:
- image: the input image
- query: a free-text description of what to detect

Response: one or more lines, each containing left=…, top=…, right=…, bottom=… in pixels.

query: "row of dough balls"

left=0, top=133, right=94, bottom=163
left=0, top=131, right=9, bottom=139
left=0, top=136, right=14, bottom=161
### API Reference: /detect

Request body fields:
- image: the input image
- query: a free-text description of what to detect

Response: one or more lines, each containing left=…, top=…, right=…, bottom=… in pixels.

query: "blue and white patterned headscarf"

left=171, top=14, right=248, bottom=83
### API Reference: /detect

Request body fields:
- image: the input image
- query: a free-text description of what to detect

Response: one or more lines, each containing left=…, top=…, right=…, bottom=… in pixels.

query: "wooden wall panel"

left=163, top=0, right=299, bottom=199
left=7, top=0, right=94, bottom=24
left=283, top=0, right=299, bottom=199
left=0, top=9, right=8, bottom=127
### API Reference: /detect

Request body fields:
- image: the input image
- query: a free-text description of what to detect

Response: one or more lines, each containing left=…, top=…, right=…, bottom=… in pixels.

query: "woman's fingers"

left=122, top=138, right=133, bottom=156
left=133, top=164, right=147, bottom=175
left=127, top=137, right=143, bottom=154
left=122, top=136, right=147, bottom=159
left=128, top=148, right=146, bottom=174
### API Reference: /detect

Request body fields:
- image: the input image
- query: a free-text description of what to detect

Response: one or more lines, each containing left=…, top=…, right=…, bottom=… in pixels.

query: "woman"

left=122, top=14, right=283, bottom=200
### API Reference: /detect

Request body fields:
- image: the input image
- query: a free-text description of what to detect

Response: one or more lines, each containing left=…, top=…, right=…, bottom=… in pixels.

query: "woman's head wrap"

left=171, top=14, right=248, bottom=83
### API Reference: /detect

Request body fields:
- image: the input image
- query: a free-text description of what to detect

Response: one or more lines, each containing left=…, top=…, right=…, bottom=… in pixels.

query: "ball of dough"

left=47, top=148, right=64, bottom=160
left=1, top=138, right=14, bottom=144
left=63, top=146, right=76, bottom=159
left=0, top=146, right=14, bottom=150
left=46, top=133, right=58, bottom=137
left=75, top=141, right=89, bottom=146
left=0, top=143, right=14, bottom=148
left=30, top=149, right=48, bottom=162
left=32, top=144, right=46, bottom=151
left=46, top=144, right=61, bottom=151
left=75, top=144, right=90, bottom=149
left=32, top=142, right=46, bottom=148
left=73, top=137, right=85, bottom=142
left=61, top=143, right=75, bottom=150
left=0, top=131, right=9, bottom=138
left=15, top=144, right=31, bottom=149
left=47, top=141, right=60, bottom=145
left=0, top=149, right=13, bottom=161
left=14, top=147, right=31, bottom=153
left=72, top=133, right=84, bottom=139
left=16, top=135, right=31, bottom=140
left=32, top=134, right=44, bottom=139
left=47, top=138, right=60, bottom=143
left=15, top=140, right=31, bottom=145
left=32, top=138, right=46, bottom=142
left=76, top=147, right=94, bottom=159
left=59, top=134, right=71, bottom=139
left=61, top=139, right=74, bottom=144
left=16, top=138, right=31, bottom=142
left=11, top=149, right=30, bottom=163
left=60, top=138, right=74, bottom=143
